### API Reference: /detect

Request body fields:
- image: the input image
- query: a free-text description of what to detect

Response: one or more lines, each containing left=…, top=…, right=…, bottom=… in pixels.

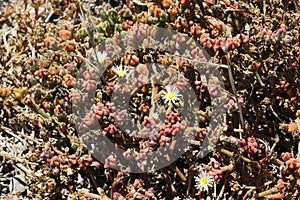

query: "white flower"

left=173, top=197, right=181, bottom=200
left=66, top=167, right=73, bottom=176
left=95, top=51, right=107, bottom=65
left=37, top=182, right=43, bottom=189
left=150, top=112, right=159, bottom=121
left=162, top=85, right=182, bottom=105
left=35, top=170, right=43, bottom=178
left=195, top=171, right=214, bottom=192
left=113, top=65, right=129, bottom=77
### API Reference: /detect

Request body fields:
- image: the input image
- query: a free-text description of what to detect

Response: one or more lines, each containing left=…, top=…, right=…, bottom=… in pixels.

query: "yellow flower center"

left=99, top=58, right=105, bottom=64
left=201, top=177, right=209, bottom=185
left=118, top=70, right=125, bottom=77
left=166, top=92, right=175, bottom=100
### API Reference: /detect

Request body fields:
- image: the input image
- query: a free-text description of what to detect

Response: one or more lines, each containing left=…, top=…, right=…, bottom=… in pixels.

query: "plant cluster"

left=0, top=0, right=299, bottom=199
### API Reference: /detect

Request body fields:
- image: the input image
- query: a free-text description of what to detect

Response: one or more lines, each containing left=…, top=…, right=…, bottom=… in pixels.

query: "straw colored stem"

left=220, top=148, right=261, bottom=170
left=170, top=164, right=187, bottom=182
left=87, top=168, right=111, bottom=199
left=257, top=187, right=279, bottom=197
left=0, top=125, right=41, bottom=145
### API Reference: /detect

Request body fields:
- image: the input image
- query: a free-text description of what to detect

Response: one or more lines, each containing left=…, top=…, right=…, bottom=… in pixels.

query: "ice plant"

left=195, top=171, right=214, bottom=192
left=113, top=65, right=129, bottom=78
left=1, top=0, right=300, bottom=199
left=162, top=85, right=182, bottom=105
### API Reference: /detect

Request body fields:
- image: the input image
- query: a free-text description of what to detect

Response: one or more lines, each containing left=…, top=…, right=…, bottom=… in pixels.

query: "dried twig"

left=269, top=105, right=283, bottom=122
left=169, top=163, right=187, bottom=182
left=26, top=34, right=36, bottom=58
left=86, top=168, right=111, bottom=199
left=186, top=163, right=195, bottom=197
left=0, top=151, right=35, bottom=174
left=255, top=71, right=265, bottom=87
left=167, top=54, right=229, bottom=69
left=162, top=168, right=177, bottom=196
left=85, top=192, right=109, bottom=199
left=0, top=126, right=41, bottom=145
left=1, top=28, right=13, bottom=57
left=220, top=148, right=261, bottom=170
left=216, top=180, right=227, bottom=200
left=227, top=64, right=245, bottom=131
left=44, top=8, right=54, bottom=24
left=16, top=163, right=33, bottom=175
left=293, top=0, right=299, bottom=12
left=257, top=187, right=279, bottom=197
left=132, top=0, right=147, bottom=6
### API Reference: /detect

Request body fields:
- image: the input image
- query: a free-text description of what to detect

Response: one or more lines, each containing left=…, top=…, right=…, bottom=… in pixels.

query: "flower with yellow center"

left=66, top=167, right=73, bottom=176
left=195, top=171, right=214, bottom=192
left=162, top=85, right=181, bottom=105
left=95, top=51, right=107, bottom=65
left=113, top=65, right=129, bottom=77
left=35, top=169, right=43, bottom=178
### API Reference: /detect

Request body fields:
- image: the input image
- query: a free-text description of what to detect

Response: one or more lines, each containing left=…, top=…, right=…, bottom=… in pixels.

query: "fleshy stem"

left=30, top=100, right=51, bottom=119
left=17, top=91, right=51, bottom=119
